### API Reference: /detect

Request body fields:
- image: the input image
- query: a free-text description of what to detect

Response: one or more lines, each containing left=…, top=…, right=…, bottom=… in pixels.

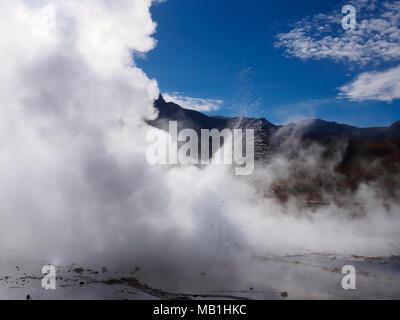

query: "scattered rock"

left=73, top=268, right=84, bottom=274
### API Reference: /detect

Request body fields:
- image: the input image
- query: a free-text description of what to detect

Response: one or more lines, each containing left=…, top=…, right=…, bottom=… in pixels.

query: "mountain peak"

left=156, top=94, right=166, bottom=104
left=391, top=121, right=400, bottom=127
left=151, top=94, right=400, bottom=140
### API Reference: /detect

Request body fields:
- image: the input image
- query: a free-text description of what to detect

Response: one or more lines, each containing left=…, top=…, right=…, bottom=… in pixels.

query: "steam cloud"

left=0, top=0, right=399, bottom=297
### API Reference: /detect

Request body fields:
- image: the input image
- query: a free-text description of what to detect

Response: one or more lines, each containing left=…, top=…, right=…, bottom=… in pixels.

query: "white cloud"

left=163, top=92, right=223, bottom=112
left=275, top=0, right=400, bottom=102
left=339, top=64, right=400, bottom=101
left=275, top=0, right=400, bottom=66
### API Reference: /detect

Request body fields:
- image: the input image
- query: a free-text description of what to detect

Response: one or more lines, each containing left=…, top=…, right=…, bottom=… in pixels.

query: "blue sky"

left=137, top=0, right=400, bottom=127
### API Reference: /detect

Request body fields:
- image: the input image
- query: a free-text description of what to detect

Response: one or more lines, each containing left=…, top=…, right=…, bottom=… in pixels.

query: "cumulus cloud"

left=275, top=0, right=400, bottom=66
left=275, top=0, right=400, bottom=103
left=163, top=92, right=223, bottom=112
left=339, top=64, right=400, bottom=101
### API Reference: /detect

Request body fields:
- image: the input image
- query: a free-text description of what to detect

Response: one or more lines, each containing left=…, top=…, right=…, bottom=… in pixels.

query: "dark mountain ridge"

left=148, top=95, right=400, bottom=200
left=149, top=94, right=400, bottom=140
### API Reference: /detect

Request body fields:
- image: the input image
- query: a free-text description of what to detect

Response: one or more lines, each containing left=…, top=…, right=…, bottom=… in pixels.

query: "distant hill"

left=148, top=95, right=400, bottom=158
left=147, top=95, right=400, bottom=201
left=149, top=94, right=400, bottom=140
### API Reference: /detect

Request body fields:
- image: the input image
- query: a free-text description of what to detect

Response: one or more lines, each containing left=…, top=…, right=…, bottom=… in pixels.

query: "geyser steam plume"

left=0, top=0, right=399, bottom=296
